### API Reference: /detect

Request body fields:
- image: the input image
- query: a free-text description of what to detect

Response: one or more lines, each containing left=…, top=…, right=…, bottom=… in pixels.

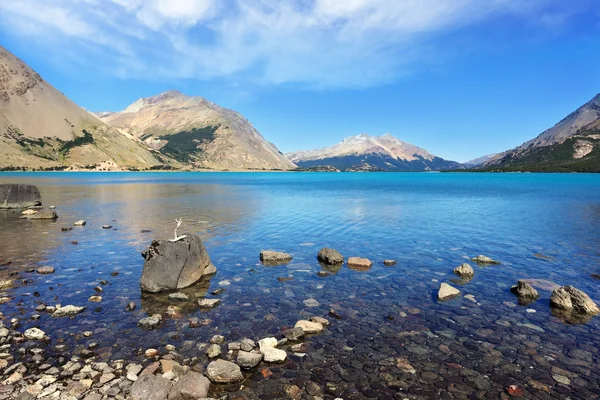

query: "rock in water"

left=511, top=280, right=539, bottom=299
left=74, top=220, right=86, bottom=226
left=131, top=373, right=171, bottom=400
left=206, top=359, right=244, bottom=383
left=438, top=283, right=461, bottom=301
left=347, top=257, right=373, bottom=270
left=24, top=327, right=45, bottom=340
left=453, top=263, right=474, bottom=277
left=383, top=259, right=397, bottom=266
left=550, top=285, right=599, bottom=315
left=317, top=248, right=344, bottom=265
left=237, top=351, right=263, bottom=369
left=168, top=371, right=210, bottom=400
left=140, top=234, right=216, bottom=293
left=295, top=320, right=324, bottom=334
left=53, top=305, right=86, bottom=317
left=23, top=210, right=58, bottom=220
left=471, top=255, right=501, bottom=265
left=260, top=250, right=292, bottom=264
left=0, top=184, right=42, bottom=209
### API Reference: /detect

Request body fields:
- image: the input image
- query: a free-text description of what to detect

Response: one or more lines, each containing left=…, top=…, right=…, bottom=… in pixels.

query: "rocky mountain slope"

left=480, top=94, right=600, bottom=172
left=464, top=154, right=497, bottom=168
left=98, top=91, right=295, bottom=171
left=0, top=46, right=165, bottom=170
left=287, top=133, right=464, bottom=171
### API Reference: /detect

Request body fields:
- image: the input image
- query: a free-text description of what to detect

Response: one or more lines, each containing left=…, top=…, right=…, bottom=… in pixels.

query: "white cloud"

left=0, top=0, right=587, bottom=88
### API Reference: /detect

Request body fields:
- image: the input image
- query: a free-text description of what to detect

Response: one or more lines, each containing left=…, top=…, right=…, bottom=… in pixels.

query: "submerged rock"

left=260, top=250, right=292, bottom=264
left=198, top=298, right=220, bottom=308
left=138, top=314, right=162, bottom=330
left=283, top=327, right=305, bottom=341
left=295, top=320, right=324, bottom=334
left=140, top=234, right=216, bottom=293
left=53, top=305, right=86, bottom=317
left=317, top=248, right=344, bottom=265
left=438, top=283, right=461, bottom=301
left=511, top=280, right=539, bottom=300
left=36, top=266, right=55, bottom=274
left=471, top=255, right=501, bottom=265
left=168, top=293, right=190, bottom=302
left=453, top=263, right=474, bottom=277
left=0, top=184, right=42, bottom=209
left=206, top=359, right=243, bottom=383
left=550, top=285, right=599, bottom=315
left=347, top=257, right=373, bottom=270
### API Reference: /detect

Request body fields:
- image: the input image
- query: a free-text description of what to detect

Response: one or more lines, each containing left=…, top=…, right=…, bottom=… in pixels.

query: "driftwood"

left=169, top=218, right=187, bottom=242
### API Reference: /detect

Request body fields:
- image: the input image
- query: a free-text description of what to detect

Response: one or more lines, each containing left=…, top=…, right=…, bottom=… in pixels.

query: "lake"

left=1, top=172, right=600, bottom=399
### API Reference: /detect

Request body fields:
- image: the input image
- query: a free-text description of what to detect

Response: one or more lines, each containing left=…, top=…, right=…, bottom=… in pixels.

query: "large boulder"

left=140, top=234, right=216, bottom=293
left=550, top=285, right=599, bottom=315
left=131, top=373, right=171, bottom=400
left=0, top=184, right=41, bottom=209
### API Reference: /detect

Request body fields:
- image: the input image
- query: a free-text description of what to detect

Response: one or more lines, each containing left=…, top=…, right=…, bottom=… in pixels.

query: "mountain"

left=464, top=153, right=497, bottom=168
left=480, top=94, right=600, bottom=172
left=98, top=91, right=295, bottom=171
left=286, top=133, right=464, bottom=171
left=0, top=46, right=165, bottom=171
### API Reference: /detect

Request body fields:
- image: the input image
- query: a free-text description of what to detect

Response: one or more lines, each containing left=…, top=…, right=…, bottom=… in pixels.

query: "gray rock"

left=236, top=351, right=263, bottom=369
left=131, top=373, right=171, bottom=400
left=24, top=328, right=45, bottom=340
left=438, top=283, right=461, bottom=301
left=471, top=255, right=501, bottom=264
left=295, top=320, right=324, bottom=334
left=511, top=280, right=539, bottom=299
left=317, top=248, right=344, bottom=265
left=74, top=220, right=86, bottom=226
left=25, top=210, right=58, bottom=220
left=206, top=344, right=221, bottom=358
left=167, top=371, right=210, bottom=400
left=283, top=327, right=304, bottom=341
left=205, top=359, right=243, bottom=383
left=138, top=314, right=162, bottom=330
left=240, top=338, right=255, bottom=352
left=0, top=184, right=41, bottom=209
left=261, top=347, right=287, bottom=363
left=198, top=298, right=220, bottom=308
left=210, top=335, right=225, bottom=345
left=36, top=266, right=55, bottom=275
left=550, top=285, right=599, bottom=315
left=53, top=305, right=85, bottom=317
left=260, top=250, right=292, bottom=264
left=168, top=293, right=190, bottom=302
left=453, top=263, right=474, bottom=277
left=141, top=235, right=216, bottom=293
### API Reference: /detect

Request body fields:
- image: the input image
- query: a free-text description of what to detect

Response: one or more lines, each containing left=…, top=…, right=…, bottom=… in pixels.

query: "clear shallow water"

left=1, top=172, right=600, bottom=399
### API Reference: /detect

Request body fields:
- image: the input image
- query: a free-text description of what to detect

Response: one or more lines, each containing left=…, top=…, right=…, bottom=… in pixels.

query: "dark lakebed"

left=1, top=172, right=600, bottom=399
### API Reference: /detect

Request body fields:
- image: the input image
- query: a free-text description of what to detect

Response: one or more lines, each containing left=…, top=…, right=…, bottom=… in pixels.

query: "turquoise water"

left=1, top=172, right=600, bottom=398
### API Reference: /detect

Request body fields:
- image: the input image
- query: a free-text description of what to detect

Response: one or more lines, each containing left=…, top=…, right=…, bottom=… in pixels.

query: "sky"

left=0, top=0, right=599, bottom=163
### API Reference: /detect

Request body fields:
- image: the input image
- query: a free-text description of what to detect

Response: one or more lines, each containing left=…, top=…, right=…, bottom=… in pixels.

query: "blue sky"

left=0, top=0, right=599, bottom=162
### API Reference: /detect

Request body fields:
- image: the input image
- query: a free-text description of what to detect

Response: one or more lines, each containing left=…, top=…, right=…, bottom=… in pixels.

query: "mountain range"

left=287, top=133, right=463, bottom=171
left=1, top=44, right=599, bottom=173
left=471, top=93, right=600, bottom=172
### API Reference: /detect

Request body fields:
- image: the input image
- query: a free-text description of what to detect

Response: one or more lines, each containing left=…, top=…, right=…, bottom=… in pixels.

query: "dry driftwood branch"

left=169, top=218, right=187, bottom=242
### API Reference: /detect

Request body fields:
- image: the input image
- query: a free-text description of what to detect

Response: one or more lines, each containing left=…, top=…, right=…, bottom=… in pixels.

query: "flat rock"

left=0, top=184, right=41, bottom=209
left=168, top=293, right=190, bottom=302
left=347, top=257, right=373, bottom=270
left=53, top=305, right=86, bottom=317
left=471, top=255, right=501, bottom=265
left=21, top=209, right=37, bottom=215
left=438, top=283, right=461, bottom=301
left=26, top=210, right=58, bottom=220
left=198, top=298, right=220, bottom=308
left=206, top=359, right=243, bottom=383
left=453, top=263, right=474, bottom=277
left=131, top=373, right=171, bottom=400
left=260, top=250, right=292, bottom=264
left=167, top=371, right=210, bottom=400
left=295, top=320, right=324, bottom=334
left=24, top=328, right=45, bottom=340
left=237, top=351, right=263, bottom=369
left=317, top=248, right=344, bottom=265
left=261, top=347, right=287, bottom=363
left=141, top=234, right=215, bottom=293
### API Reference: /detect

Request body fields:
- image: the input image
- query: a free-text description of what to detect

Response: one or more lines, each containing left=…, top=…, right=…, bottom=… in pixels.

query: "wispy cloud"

left=0, top=0, right=589, bottom=88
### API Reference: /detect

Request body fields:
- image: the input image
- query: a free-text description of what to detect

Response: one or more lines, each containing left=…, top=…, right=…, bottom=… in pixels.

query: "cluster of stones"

left=436, top=256, right=599, bottom=321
